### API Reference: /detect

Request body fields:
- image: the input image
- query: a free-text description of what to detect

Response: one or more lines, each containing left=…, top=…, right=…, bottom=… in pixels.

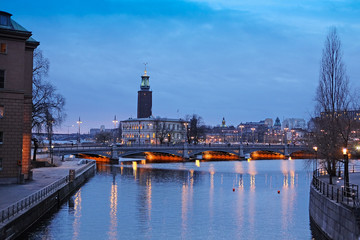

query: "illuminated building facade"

left=0, top=11, right=39, bottom=183
left=121, top=117, right=187, bottom=145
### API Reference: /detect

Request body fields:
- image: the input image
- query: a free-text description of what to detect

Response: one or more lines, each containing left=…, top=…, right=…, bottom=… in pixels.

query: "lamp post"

left=239, top=125, right=244, bottom=144
left=251, top=128, right=255, bottom=144
left=112, top=115, right=118, bottom=143
left=51, top=145, right=54, bottom=165
left=184, top=122, right=189, bottom=144
left=343, top=148, right=349, bottom=194
left=291, top=129, right=295, bottom=144
left=138, top=121, right=141, bottom=146
left=283, top=127, right=288, bottom=145
left=76, top=117, right=82, bottom=144
left=313, top=146, right=318, bottom=172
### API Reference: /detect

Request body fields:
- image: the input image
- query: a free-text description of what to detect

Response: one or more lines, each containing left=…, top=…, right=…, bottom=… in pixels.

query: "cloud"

left=3, top=0, right=360, bottom=131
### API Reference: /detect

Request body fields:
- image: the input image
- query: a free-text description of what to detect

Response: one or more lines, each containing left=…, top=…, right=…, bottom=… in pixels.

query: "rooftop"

left=0, top=11, right=38, bottom=44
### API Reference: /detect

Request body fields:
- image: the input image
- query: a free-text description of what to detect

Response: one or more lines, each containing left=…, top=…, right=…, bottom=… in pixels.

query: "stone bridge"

left=47, top=144, right=310, bottom=160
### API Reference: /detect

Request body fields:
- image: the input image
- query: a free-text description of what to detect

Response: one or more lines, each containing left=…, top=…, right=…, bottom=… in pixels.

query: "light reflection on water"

left=25, top=160, right=313, bottom=240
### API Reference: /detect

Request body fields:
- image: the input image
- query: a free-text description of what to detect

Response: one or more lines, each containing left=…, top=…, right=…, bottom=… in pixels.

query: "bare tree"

left=185, top=114, right=205, bottom=144
left=32, top=49, right=66, bottom=161
left=95, top=131, right=112, bottom=144
left=313, top=27, right=355, bottom=185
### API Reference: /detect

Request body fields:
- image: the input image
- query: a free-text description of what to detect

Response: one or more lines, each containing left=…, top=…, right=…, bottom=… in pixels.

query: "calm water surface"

left=25, top=159, right=313, bottom=239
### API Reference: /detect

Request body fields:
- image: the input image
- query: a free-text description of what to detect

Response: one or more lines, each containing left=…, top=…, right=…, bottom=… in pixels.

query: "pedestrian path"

left=319, top=171, right=360, bottom=187
left=0, top=158, right=82, bottom=211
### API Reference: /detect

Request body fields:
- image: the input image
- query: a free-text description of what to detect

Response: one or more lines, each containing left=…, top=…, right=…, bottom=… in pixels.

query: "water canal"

left=24, top=159, right=315, bottom=239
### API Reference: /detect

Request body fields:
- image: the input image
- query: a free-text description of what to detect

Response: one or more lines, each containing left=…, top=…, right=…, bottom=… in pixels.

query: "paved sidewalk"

left=0, top=158, right=82, bottom=211
left=319, top=171, right=360, bottom=187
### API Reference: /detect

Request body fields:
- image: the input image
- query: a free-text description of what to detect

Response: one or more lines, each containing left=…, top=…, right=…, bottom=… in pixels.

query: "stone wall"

left=309, top=184, right=360, bottom=240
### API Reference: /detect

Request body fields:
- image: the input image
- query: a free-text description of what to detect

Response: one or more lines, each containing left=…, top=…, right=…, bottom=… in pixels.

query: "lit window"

left=0, top=105, right=3, bottom=118
left=0, top=70, right=4, bottom=88
left=0, top=132, right=3, bottom=144
left=0, top=43, right=6, bottom=54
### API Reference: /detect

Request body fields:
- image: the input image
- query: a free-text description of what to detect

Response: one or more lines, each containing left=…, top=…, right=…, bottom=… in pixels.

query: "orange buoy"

left=277, top=190, right=280, bottom=194
left=233, top=188, right=235, bottom=192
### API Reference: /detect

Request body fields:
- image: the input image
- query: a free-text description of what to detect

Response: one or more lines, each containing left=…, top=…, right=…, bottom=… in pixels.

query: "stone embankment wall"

left=309, top=184, right=360, bottom=240
left=0, top=163, right=95, bottom=240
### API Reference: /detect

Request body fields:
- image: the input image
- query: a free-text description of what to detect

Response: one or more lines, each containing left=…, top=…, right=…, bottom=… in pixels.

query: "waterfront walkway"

left=315, top=168, right=360, bottom=207
left=319, top=171, right=360, bottom=189
left=0, top=158, right=82, bottom=211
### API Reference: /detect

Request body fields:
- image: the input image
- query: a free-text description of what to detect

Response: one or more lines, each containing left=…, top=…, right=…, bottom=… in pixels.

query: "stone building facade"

left=121, top=117, right=187, bottom=145
left=0, top=11, right=39, bottom=183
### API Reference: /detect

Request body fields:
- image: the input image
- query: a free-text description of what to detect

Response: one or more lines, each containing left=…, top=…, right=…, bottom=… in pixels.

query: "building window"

left=0, top=70, right=4, bottom=88
left=0, top=158, right=2, bottom=170
left=0, top=105, right=3, bottom=118
left=0, top=43, right=6, bottom=54
left=0, top=14, right=10, bottom=26
left=0, top=132, right=3, bottom=144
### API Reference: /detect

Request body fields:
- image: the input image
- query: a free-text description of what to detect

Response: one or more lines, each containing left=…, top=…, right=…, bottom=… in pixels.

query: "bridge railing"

left=0, top=175, right=69, bottom=223
left=35, top=145, right=111, bottom=154
left=312, top=168, right=359, bottom=208
left=0, top=161, right=96, bottom=224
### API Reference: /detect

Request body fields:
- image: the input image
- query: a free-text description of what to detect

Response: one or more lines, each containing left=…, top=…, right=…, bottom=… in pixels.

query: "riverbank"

left=0, top=158, right=96, bottom=240
left=309, top=171, right=360, bottom=239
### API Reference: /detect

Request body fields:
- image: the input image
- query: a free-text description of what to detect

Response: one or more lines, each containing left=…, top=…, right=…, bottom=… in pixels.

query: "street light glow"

left=343, top=148, right=347, bottom=155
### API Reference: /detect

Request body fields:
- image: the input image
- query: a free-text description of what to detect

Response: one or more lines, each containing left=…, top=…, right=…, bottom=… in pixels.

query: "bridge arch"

left=74, top=153, right=110, bottom=162
left=120, top=150, right=184, bottom=161
left=249, top=150, right=285, bottom=160
left=289, top=150, right=314, bottom=159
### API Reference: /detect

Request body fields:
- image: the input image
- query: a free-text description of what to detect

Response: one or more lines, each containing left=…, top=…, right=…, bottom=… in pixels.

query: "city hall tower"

left=137, top=69, right=152, bottom=118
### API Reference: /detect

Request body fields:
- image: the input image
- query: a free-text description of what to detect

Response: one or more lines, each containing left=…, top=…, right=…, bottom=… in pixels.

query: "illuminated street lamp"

left=51, top=145, right=54, bottom=165
left=239, top=125, right=244, bottom=144
left=77, top=117, right=82, bottom=144
left=313, top=146, right=318, bottom=171
left=112, top=115, right=119, bottom=143
left=283, top=127, right=289, bottom=144
left=112, top=115, right=118, bottom=128
left=343, top=148, right=349, bottom=193
left=251, top=128, right=255, bottom=143
left=184, top=122, right=189, bottom=145
left=291, top=129, right=295, bottom=144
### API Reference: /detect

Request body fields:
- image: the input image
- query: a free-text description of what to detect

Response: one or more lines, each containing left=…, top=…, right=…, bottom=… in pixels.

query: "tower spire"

left=143, top=62, right=148, bottom=76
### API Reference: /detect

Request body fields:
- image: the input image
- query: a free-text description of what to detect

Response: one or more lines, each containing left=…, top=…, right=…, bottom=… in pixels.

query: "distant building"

left=273, top=117, right=281, bottom=130
left=264, top=118, right=273, bottom=127
left=89, top=126, right=113, bottom=136
left=137, top=69, right=152, bottom=118
left=121, top=117, right=187, bottom=145
left=321, top=110, right=360, bottom=122
left=122, top=70, right=187, bottom=145
left=282, top=118, right=306, bottom=130
left=221, top=117, right=226, bottom=128
left=205, top=118, right=238, bottom=143
left=0, top=11, right=39, bottom=183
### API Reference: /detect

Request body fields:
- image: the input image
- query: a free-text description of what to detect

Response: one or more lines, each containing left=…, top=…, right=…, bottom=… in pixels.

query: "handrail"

left=312, top=168, right=359, bottom=208
left=0, top=161, right=95, bottom=223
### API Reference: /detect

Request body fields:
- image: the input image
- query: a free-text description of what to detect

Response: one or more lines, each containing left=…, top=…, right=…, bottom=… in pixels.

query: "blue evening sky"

left=3, top=0, right=360, bottom=133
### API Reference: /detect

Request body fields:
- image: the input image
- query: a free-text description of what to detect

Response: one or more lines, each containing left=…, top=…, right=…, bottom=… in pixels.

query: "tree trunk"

left=32, top=138, right=38, bottom=162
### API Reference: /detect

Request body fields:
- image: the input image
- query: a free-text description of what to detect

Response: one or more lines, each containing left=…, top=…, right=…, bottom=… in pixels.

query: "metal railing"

left=0, top=161, right=95, bottom=223
left=312, top=168, right=360, bottom=208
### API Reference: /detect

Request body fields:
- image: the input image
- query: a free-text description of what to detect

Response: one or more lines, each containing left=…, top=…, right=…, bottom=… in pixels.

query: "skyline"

left=2, top=0, right=360, bottom=133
